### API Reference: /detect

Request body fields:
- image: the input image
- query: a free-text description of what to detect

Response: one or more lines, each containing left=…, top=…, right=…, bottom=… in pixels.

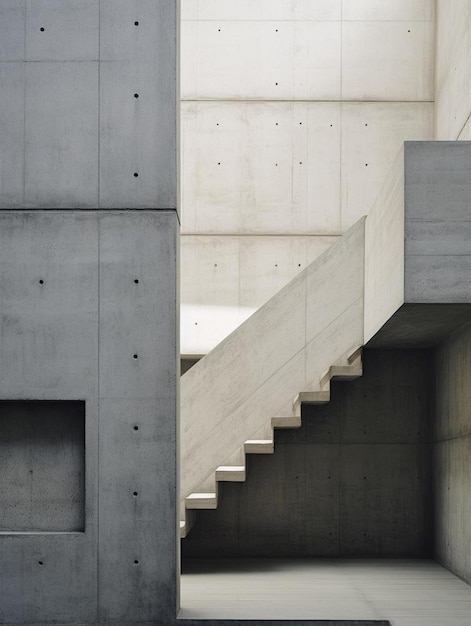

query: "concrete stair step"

left=271, top=415, right=302, bottom=429
left=329, top=364, right=363, bottom=380
left=215, top=465, right=246, bottom=482
left=244, top=439, right=274, bottom=454
left=293, top=390, right=330, bottom=416
left=185, top=492, right=217, bottom=509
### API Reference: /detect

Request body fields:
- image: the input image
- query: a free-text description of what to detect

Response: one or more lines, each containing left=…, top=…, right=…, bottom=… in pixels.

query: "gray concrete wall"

left=0, top=210, right=178, bottom=624
left=0, top=0, right=176, bottom=211
left=433, top=319, right=471, bottom=584
left=0, top=1, right=181, bottom=622
left=182, top=349, right=433, bottom=558
left=404, top=141, right=471, bottom=303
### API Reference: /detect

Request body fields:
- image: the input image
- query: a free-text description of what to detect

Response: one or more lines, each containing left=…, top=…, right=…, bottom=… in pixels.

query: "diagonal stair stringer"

left=181, top=349, right=363, bottom=537
left=181, top=219, right=367, bottom=536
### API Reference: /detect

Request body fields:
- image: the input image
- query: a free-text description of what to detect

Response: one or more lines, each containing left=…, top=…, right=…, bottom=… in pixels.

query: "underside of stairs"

left=181, top=347, right=363, bottom=538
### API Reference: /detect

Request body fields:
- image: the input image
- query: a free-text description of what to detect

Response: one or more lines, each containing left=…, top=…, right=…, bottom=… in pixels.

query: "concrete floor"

left=180, top=558, right=471, bottom=625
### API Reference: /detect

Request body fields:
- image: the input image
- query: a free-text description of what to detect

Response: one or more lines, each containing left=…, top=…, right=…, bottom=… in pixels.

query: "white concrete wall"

left=435, top=1, right=471, bottom=140
left=180, top=0, right=435, bottom=355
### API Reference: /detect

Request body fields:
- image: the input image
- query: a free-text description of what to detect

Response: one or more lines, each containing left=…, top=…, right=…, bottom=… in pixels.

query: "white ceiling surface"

left=179, top=0, right=436, bottom=356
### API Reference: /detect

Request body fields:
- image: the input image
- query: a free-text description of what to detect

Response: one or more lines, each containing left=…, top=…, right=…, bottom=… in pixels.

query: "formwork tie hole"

left=133, top=354, right=138, bottom=359
left=40, top=27, right=45, bottom=32
left=134, top=172, right=139, bottom=177
left=134, top=279, right=139, bottom=284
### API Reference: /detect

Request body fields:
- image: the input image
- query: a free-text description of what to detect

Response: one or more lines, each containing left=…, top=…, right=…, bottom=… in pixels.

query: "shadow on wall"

left=182, top=349, right=433, bottom=559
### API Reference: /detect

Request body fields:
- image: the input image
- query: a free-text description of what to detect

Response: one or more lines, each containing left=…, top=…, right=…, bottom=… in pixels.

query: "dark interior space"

left=182, top=349, right=433, bottom=559
left=0, top=400, right=85, bottom=532
left=183, top=319, right=471, bottom=587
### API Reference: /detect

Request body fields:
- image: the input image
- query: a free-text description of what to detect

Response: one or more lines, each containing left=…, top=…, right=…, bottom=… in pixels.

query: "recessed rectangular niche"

left=0, top=400, right=85, bottom=532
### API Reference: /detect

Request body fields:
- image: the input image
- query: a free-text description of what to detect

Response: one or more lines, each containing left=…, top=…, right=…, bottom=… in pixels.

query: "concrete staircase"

left=181, top=348, right=363, bottom=537
left=180, top=147, right=405, bottom=538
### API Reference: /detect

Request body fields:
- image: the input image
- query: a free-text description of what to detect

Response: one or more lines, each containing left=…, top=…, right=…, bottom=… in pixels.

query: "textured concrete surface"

left=0, top=0, right=176, bottom=210
left=364, top=147, right=404, bottom=343
left=434, top=319, right=471, bottom=585
left=404, top=141, right=471, bottom=304
left=181, top=219, right=365, bottom=510
left=182, top=350, right=432, bottom=558
left=366, top=141, right=471, bottom=347
left=366, top=304, right=471, bottom=348
left=181, top=558, right=471, bottom=625
left=0, top=400, right=85, bottom=532
left=180, top=1, right=435, bottom=355
left=0, top=210, right=178, bottom=624
left=435, top=0, right=471, bottom=140
left=181, top=233, right=338, bottom=356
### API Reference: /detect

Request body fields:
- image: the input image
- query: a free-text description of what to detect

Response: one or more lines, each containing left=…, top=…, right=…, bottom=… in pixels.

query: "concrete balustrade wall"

left=180, top=0, right=435, bottom=355
left=364, top=147, right=405, bottom=343
left=0, top=0, right=176, bottom=210
left=181, top=218, right=365, bottom=503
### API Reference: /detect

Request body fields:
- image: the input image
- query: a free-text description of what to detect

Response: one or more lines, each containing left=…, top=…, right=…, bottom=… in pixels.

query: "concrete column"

left=0, top=1, right=179, bottom=623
